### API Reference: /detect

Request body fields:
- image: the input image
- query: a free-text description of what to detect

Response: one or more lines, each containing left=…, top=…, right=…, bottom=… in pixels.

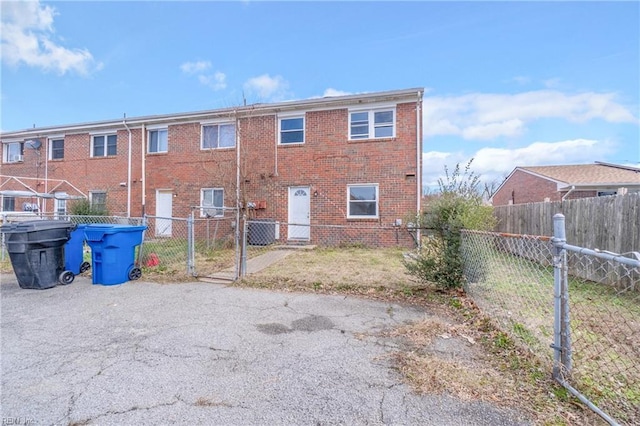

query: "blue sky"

left=1, top=0, right=638, bottom=191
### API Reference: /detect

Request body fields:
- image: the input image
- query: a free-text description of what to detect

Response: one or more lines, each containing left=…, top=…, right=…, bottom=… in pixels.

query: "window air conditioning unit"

left=10, top=154, right=24, bottom=162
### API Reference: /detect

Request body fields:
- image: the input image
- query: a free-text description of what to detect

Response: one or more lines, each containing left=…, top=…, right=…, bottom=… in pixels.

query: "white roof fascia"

left=0, top=88, right=424, bottom=139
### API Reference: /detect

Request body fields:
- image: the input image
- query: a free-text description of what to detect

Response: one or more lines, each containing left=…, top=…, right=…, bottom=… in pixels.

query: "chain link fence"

left=461, top=215, right=640, bottom=425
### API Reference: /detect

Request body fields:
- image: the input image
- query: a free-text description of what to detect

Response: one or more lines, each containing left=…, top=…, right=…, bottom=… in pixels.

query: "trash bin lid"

left=10, top=220, right=76, bottom=233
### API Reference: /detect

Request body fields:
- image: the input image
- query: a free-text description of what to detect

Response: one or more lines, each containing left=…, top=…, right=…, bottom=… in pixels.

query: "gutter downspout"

left=562, top=185, right=575, bottom=201
left=416, top=90, right=423, bottom=244
left=44, top=139, right=48, bottom=214
left=123, top=118, right=132, bottom=217
left=141, top=124, right=146, bottom=216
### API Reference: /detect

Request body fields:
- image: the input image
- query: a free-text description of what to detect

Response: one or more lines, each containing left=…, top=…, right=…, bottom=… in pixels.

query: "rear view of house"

left=1, top=88, right=424, bottom=247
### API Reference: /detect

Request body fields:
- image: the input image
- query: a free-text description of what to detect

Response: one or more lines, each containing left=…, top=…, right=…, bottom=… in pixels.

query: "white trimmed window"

left=202, top=123, right=235, bottom=149
left=49, top=138, right=64, bottom=160
left=148, top=129, right=168, bottom=153
left=279, top=116, right=305, bottom=144
left=91, top=134, right=117, bottom=157
left=3, top=142, right=24, bottom=163
left=347, top=184, right=379, bottom=218
left=201, top=188, right=224, bottom=217
left=55, top=194, right=67, bottom=219
left=349, top=108, right=395, bottom=140
left=90, top=191, right=107, bottom=212
left=2, top=196, right=16, bottom=212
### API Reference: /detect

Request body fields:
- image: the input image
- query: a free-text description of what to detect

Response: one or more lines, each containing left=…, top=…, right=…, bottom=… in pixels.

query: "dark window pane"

left=350, top=186, right=376, bottom=201
left=51, top=139, right=64, bottom=159
left=351, top=112, right=368, bottom=122
left=349, top=201, right=376, bottom=216
left=281, top=130, right=304, bottom=144
left=374, top=110, right=393, bottom=124
left=374, top=126, right=393, bottom=138
left=281, top=118, right=303, bottom=131
left=93, top=136, right=104, bottom=156
left=107, top=135, right=117, bottom=155
left=149, top=131, right=159, bottom=152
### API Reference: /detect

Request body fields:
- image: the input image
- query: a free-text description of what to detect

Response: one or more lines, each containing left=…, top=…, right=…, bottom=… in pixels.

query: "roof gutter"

left=1, top=88, right=424, bottom=138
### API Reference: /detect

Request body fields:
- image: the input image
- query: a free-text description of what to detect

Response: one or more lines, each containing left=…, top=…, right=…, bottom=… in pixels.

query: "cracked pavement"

left=1, top=277, right=531, bottom=425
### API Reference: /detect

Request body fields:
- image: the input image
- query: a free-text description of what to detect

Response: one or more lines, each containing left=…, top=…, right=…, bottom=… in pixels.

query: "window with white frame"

left=3, top=142, right=24, bottom=163
left=91, top=134, right=117, bottom=157
left=201, top=188, right=224, bottom=217
left=55, top=195, right=67, bottom=218
left=349, top=108, right=395, bottom=140
left=49, top=138, right=64, bottom=160
left=90, top=191, right=107, bottom=213
left=279, top=116, right=304, bottom=144
left=347, top=184, right=379, bottom=218
left=2, top=196, right=15, bottom=212
left=148, top=129, right=168, bottom=153
left=202, top=123, right=235, bottom=149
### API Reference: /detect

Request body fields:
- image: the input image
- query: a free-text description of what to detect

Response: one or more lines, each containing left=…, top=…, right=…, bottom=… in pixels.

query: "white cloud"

left=180, top=60, right=211, bottom=74
left=0, top=0, right=100, bottom=76
left=323, top=88, right=352, bottom=97
left=243, top=74, right=290, bottom=101
left=424, top=90, right=637, bottom=140
left=180, top=60, right=226, bottom=91
left=423, top=138, right=616, bottom=191
left=198, top=72, right=227, bottom=91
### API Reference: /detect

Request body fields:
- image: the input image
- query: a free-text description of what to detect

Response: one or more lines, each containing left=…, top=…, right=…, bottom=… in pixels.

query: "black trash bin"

left=1, top=220, right=76, bottom=289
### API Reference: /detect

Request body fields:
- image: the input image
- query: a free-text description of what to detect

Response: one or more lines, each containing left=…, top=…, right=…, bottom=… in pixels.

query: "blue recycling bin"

left=83, top=224, right=147, bottom=285
left=65, top=224, right=91, bottom=275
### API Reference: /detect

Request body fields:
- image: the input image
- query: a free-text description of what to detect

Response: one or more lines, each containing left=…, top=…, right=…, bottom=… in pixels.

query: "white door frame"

left=155, top=189, right=173, bottom=237
left=288, top=186, right=310, bottom=241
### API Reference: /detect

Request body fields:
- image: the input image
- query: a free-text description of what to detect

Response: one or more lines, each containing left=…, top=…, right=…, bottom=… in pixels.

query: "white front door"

left=288, top=186, right=310, bottom=240
left=155, top=190, right=173, bottom=237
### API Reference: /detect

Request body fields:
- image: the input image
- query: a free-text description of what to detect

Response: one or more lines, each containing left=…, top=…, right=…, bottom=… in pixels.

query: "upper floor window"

left=201, top=188, right=224, bottom=217
left=279, top=117, right=304, bottom=144
left=148, top=129, right=168, bottom=153
left=202, top=123, right=235, bottom=149
left=49, top=139, right=64, bottom=160
left=2, top=142, right=24, bottom=163
left=349, top=108, right=395, bottom=140
left=92, top=134, right=117, bottom=157
left=347, top=184, right=379, bottom=219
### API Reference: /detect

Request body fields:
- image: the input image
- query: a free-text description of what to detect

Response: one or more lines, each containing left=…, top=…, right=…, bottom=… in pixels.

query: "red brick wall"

left=2, top=100, right=420, bottom=247
left=492, top=170, right=603, bottom=206
left=492, top=170, right=561, bottom=205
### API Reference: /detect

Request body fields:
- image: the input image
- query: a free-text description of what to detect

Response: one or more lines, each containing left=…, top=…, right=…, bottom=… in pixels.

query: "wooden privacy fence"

left=493, top=193, right=640, bottom=254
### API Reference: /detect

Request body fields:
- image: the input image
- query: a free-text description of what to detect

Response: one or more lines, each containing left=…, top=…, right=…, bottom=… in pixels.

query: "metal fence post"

left=187, top=210, right=195, bottom=276
left=552, top=213, right=571, bottom=379
left=240, top=216, right=248, bottom=277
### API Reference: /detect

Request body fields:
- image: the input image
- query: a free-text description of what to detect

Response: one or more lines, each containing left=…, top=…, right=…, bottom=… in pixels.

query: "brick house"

left=491, top=162, right=640, bottom=206
left=1, top=88, right=424, bottom=246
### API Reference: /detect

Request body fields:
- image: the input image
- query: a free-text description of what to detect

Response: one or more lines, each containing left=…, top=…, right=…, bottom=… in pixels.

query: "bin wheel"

left=128, top=267, right=142, bottom=281
left=80, top=261, right=91, bottom=273
left=59, top=271, right=75, bottom=285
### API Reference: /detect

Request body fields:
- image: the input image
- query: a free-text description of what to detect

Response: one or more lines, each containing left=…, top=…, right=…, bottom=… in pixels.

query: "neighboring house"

left=492, top=162, right=640, bottom=206
left=1, top=88, right=424, bottom=246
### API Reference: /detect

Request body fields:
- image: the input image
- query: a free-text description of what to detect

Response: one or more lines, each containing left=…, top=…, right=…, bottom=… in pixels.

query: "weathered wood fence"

left=493, top=193, right=640, bottom=254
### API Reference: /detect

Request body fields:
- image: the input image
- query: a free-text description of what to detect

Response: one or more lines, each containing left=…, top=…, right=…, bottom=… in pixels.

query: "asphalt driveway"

left=1, top=276, right=530, bottom=425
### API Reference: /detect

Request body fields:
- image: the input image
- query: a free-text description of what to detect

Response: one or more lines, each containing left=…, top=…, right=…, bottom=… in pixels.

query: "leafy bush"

left=405, top=160, right=495, bottom=289
left=68, top=199, right=109, bottom=216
